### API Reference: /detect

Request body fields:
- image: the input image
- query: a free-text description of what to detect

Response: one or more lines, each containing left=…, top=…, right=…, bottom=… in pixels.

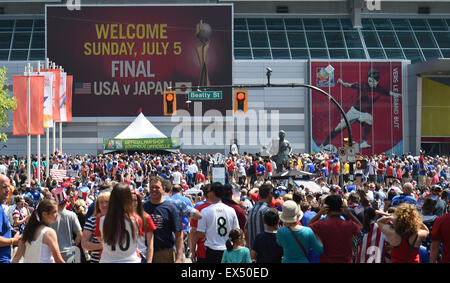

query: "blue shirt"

left=389, top=194, right=417, bottom=208
left=301, top=211, right=317, bottom=226
left=276, top=226, right=323, bottom=263
left=221, top=247, right=252, bottom=263
left=170, top=193, right=195, bottom=233
left=0, top=205, right=12, bottom=263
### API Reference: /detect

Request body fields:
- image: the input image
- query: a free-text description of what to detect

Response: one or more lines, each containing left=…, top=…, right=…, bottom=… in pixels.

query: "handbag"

left=288, top=227, right=310, bottom=262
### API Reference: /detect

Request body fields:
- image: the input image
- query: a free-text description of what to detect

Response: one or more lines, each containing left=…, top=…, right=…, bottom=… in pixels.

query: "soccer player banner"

left=46, top=4, right=233, bottom=117
left=311, top=61, right=403, bottom=156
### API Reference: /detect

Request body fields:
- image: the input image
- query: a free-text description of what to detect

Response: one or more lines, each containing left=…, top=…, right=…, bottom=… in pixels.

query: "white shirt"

left=172, top=171, right=183, bottom=185
left=98, top=216, right=141, bottom=263
left=0, top=164, right=6, bottom=174
left=197, top=202, right=239, bottom=251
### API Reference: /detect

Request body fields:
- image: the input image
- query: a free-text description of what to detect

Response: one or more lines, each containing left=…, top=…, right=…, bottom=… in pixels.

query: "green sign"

left=188, top=91, right=222, bottom=100
left=104, top=138, right=181, bottom=151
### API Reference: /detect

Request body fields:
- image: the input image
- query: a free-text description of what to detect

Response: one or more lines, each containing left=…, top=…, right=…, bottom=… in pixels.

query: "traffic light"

left=163, top=90, right=176, bottom=116
left=356, top=159, right=367, bottom=170
left=234, top=89, right=248, bottom=113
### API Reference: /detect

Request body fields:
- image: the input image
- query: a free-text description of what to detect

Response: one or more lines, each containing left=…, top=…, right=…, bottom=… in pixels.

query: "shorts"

left=153, top=248, right=175, bottom=263
left=335, top=106, right=373, bottom=131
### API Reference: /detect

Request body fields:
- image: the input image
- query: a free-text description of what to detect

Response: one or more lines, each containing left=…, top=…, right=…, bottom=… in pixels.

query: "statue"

left=272, top=130, right=292, bottom=172
left=196, top=20, right=212, bottom=86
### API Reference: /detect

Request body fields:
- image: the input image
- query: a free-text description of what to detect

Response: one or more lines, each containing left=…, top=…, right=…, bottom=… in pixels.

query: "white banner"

left=59, top=71, right=67, bottom=122
left=28, top=71, right=54, bottom=128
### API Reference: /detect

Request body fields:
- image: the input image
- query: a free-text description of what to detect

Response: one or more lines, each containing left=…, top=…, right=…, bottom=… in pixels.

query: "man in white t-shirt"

left=197, top=182, right=239, bottom=263
left=172, top=166, right=183, bottom=185
left=0, top=160, right=6, bottom=175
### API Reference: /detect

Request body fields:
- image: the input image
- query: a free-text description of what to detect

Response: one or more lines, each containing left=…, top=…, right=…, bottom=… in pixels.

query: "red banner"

left=311, top=61, right=403, bottom=156
left=46, top=5, right=233, bottom=117
left=13, top=75, right=45, bottom=136
left=66, top=75, right=73, bottom=122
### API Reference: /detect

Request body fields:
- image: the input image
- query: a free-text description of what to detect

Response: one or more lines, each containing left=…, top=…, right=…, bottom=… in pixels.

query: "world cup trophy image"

left=196, top=20, right=212, bottom=87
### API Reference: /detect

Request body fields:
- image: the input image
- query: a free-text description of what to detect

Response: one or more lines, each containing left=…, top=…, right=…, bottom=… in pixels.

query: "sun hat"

left=280, top=200, right=303, bottom=223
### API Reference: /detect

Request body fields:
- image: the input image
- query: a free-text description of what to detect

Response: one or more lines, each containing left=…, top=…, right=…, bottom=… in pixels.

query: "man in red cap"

left=50, top=187, right=82, bottom=262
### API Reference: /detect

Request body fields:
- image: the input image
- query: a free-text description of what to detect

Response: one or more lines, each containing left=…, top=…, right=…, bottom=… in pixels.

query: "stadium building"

left=1, top=0, right=450, bottom=157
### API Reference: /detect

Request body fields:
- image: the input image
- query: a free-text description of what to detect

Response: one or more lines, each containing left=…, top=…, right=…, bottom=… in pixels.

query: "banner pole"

left=52, top=62, right=56, bottom=155
left=37, top=61, right=41, bottom=185
left=45, top=58, right=50, bottom=178
left=59, top=66, right=63, bottom=154
left=26, top=63, right=31, bottom=187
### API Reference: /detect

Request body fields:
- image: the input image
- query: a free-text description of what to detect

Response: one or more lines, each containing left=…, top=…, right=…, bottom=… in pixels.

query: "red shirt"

left=226, top=161, right=235, bottom=172
left=431, top=213, right=450, bottom=263
left=386, top=166, right=394, bottom=177
left=377, top=162, right=385, bottom=175
left=390, top=236, right=420, bottom=263
left=265, top=162, right=273, bottom=173
left=190, top=202, right=212, bottom=259
left=309, top=216, right=361, bottom=263
left=195, top=173, right=205, bottom=183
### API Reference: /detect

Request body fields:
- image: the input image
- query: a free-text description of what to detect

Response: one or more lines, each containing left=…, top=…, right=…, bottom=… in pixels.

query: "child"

left=221, top=228, right=252, bottom=263
left=251, top=209, right=283, bottom=263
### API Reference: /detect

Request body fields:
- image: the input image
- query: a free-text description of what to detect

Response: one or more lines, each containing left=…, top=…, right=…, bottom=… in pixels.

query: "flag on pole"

left=58, top=71, right=67, bottom=122
left=41, top=69, right=60, bottom=122
left=32, top=70, right=54, bottom=128
left=13, top=75, right=45, bottom=136
left=50, top=169, right=67, bottom=182
left=66, top=75, right=73, bottom=122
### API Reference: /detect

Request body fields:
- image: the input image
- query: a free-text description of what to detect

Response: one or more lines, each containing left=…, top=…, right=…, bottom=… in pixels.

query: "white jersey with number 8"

left=197, top=202, right=240, bottom=251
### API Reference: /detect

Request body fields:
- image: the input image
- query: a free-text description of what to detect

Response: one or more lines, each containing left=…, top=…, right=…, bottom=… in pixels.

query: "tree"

left=0, top=67, right=17, bottom=141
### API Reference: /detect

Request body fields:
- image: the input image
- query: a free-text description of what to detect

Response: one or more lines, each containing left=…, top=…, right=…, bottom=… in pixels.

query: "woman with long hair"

left=95, top=183, right=144, bottom=263
left=12, top=199, right=65, bottom=263
left=377, top=203, right=429, bottom=263
left=81, top=190, right=110, bottom=263
left=132, top=189, right=156, bottom=263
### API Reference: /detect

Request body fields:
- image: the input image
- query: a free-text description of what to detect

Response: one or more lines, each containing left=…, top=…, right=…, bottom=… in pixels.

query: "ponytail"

left=226, top=239, right=234, bottom=251
left=225, top=228, right=243, bottom=251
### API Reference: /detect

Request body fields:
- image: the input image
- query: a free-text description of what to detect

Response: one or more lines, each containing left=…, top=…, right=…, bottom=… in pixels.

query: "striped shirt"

left=245, top=201, right=272, bottom=249
left=356, top=222, right=390, bottom=263
left=84, top=215, right=101, bottom=263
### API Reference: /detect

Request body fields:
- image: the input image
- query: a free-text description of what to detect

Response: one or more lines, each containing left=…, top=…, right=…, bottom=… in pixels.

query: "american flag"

left=74, top=82, right=91, bottom=94
left=50, top=169, right=67, bottom=182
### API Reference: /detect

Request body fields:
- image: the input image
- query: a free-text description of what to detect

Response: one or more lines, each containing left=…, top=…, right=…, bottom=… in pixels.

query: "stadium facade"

left=0, top=0, right=449, bottom=157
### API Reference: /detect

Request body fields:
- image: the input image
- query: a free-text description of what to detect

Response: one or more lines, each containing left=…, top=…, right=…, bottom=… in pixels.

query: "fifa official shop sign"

left=310, top=61, right=403, bottom=156
left=46, top=4, right=233, bottom=117
left=104, top=138, right=181, bottom=151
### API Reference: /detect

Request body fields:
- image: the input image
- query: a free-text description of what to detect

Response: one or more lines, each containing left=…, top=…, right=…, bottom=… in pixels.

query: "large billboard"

left=46, top=4, right=233, bottom=117
left=311, top=61, right=403, bottom=156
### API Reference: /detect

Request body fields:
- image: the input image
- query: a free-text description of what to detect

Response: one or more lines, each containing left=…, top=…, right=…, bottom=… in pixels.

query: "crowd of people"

left=0, top=149, right=449, bottom=263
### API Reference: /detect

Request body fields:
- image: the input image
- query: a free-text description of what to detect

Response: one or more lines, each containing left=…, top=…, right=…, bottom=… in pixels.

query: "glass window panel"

left=446, top=19, right=450, bottom=29
left=291, top=49, right=309, bottom=59
left=34, top=19, right=45, bottom=31
left=362, top=31, right=381, bottom=48
left=384, top=49, right=404, bottom=59
left=396, top=32, right=419, bottom=48
left=373, top=19, right=392, bottom=30
left=410, top=19, right=429, bottom=31
left=329, top=49, right=348, bottom=59
left=403, top=49, right=424, bottom=63
left=29, top=49, right=45, bottom=60
left=428, top=19, right=448, bottom=31
left=234, top=49, right=253, bottom=59
left=361, top=18, right=375, bottom=30
left=433, top=32, right=450, bottom=48
left=340, top=19, right=354, bottom=31
left=391, top=19, right=411, bottom=30
left=348, top=49, right=366, bottom=59
left=378, top=31, right=400, bottom=48
left=0, top=33, right=12, bottom=49
left=252, top=48, right=271, bottom=59
left=12, top=33, right=31, bottom=49
left=0, top=50, right=9, bottom=60
left=247, top=18, right=266, bottom=30
left=284, top=18, right=303, bottom=30
left=287, top=32, right=307, bottom=48
left=271, top=48, right=291, bottom=59
left=31, top=32, right=45, bottom=49
left=422, top=49, right=441, bottom=61
left=266, top=19, right=284, bottom=30
left=10, top=50, right=28, bottom=60
left=322, top=19, right=341, bottom=30
left=249, top=32, right=269, bottom=47
left=303, top=19, right=322, bottom=30
left=234, top=18, right=247, bottom=31
left=325, top=32, right=345, bottom=48
left=441, top=49, right=450, bottom=58
left=15, top=20, right=33, bottom=31
left=309, top=49, right=328, bottom=59
left=415, top=32, right=438, bottom=48
left=0, top=20, right=15, bottom=31
left=344, top=32, right=363, bottom=48
left=268, top=32, right=288, bottom=48
left=234, top=32, right=250, bottom=48
left=368, top=49, right=386, bottom=59
left=306, top=32, right=326, bottom=48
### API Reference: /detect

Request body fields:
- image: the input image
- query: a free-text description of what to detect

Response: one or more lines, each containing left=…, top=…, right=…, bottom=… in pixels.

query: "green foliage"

left=0, top=67, right=17, bottom=141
